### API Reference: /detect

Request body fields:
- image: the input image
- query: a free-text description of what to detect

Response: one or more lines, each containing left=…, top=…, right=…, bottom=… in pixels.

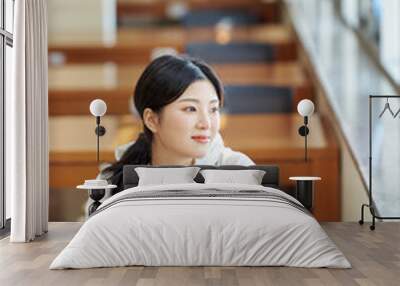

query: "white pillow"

left=200, top=169, right=266, bottom=185
left=135, top=167, right=200, bottom=186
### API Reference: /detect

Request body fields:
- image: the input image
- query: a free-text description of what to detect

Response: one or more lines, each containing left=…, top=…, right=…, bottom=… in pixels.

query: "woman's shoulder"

left=218, top=147, right=255, bottom=166
left=195, top=133, right=254, bottom=166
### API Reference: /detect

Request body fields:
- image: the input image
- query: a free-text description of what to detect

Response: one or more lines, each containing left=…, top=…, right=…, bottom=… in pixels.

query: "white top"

left=289, top=176, right=321, bottom=181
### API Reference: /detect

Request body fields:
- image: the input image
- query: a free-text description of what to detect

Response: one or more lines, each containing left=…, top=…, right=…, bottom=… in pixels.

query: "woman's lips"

left=191, top=136, right=210, bottom=144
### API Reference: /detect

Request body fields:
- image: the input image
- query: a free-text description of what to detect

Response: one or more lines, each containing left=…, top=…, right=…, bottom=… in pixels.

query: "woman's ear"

left=142, top=108, right=160, bottom=133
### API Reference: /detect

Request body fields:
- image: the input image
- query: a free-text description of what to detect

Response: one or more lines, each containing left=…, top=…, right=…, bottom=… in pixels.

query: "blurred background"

left=3, top=0, right=399, bottom=224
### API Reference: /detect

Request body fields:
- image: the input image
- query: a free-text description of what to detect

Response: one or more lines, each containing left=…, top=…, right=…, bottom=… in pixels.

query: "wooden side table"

left=289, top=176, right=321, bottom=211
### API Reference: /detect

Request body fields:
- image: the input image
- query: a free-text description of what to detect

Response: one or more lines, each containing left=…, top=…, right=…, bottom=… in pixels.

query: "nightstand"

left=289, top=176, right=321, bottom=211
left=77, top=180, right=117, bottom=215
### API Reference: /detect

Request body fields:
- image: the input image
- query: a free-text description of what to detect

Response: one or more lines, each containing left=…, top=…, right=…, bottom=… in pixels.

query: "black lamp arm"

left=94, top=116, right=106, bottom=164
left=297, top=116, right=310, bottom=162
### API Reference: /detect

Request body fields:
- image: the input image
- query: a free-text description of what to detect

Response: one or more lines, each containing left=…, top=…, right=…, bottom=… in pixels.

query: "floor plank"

left=0, top=222, right=399, bottom=286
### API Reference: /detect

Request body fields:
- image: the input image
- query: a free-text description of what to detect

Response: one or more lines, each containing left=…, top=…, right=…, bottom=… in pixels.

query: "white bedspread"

left=50, top=183, right=351, bottom=269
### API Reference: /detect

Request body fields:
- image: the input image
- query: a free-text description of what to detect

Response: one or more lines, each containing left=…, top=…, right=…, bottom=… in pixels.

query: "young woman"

left=101, top=55, right=254, bottom=195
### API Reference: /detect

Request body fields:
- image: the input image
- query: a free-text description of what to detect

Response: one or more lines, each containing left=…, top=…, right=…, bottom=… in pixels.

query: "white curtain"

left=7, top=0, right=49, bottom=242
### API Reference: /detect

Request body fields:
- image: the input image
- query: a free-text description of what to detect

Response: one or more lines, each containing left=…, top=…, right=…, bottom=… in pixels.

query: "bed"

left=50, top=165, right=350, bottom=269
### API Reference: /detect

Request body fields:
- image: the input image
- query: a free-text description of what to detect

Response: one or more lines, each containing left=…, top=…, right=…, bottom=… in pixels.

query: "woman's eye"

left=183, top=106, right=196, bottom=112
left=210, top=107, right=219, bottom=113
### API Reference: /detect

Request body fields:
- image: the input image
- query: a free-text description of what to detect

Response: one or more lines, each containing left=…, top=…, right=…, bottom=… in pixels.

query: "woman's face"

left=151, top=80, right=221, bottom=160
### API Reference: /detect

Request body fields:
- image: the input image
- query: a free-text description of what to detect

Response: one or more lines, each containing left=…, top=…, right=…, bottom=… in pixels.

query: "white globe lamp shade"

left=297, top=99, right=314, bottom=117
left=90, top=99, right=107, bottom=117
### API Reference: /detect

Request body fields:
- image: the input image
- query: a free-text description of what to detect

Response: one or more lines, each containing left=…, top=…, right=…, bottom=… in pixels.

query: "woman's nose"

left=196, top=112, right=211, bottom=129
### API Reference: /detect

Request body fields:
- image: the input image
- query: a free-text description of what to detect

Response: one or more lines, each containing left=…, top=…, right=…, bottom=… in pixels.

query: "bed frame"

left=123, top=165, right=280, bottom=189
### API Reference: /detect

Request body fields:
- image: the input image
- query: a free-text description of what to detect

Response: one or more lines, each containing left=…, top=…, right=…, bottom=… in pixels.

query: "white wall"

left=315, top=89, right=372, bottom=222
left=339, top=135, right=372, bottom=222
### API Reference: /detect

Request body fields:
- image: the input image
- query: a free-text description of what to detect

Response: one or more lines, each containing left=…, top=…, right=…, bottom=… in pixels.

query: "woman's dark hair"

left=102, top=54, right=224, bottom=194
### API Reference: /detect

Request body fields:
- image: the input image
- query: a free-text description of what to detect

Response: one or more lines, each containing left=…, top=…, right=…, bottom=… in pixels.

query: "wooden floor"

left=0, top=222, right=398, bottom=286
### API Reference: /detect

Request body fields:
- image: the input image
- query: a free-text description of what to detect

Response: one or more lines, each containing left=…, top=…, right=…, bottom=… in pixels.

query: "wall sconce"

left=90, top=99, right=107, bottom=164
left=297, top=99, right=314, bottom=162
left=77, top=99, right=116, bottom=216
